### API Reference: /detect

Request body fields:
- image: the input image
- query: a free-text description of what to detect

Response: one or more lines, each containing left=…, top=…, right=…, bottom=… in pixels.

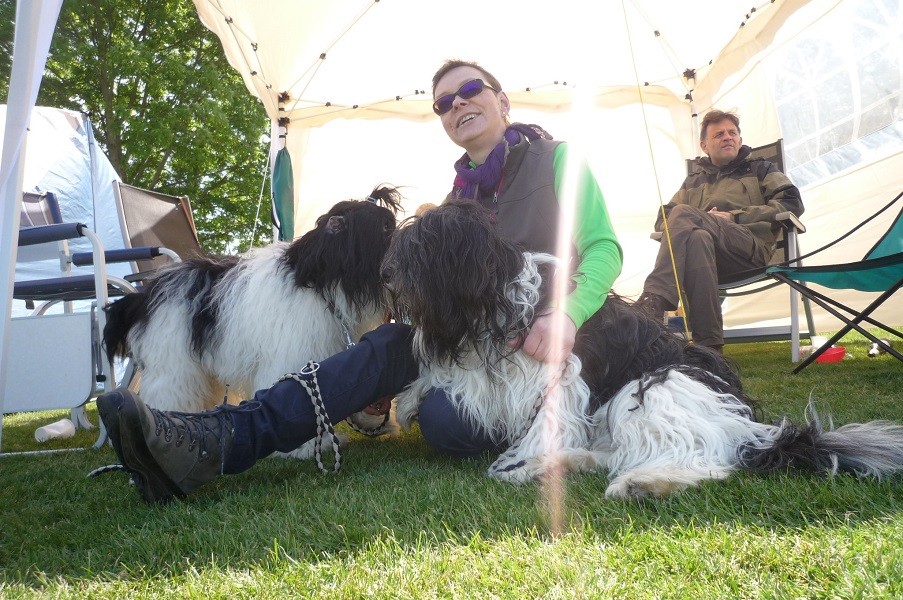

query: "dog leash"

left=278, top=362, right=343, bottom=473
left=326, top=302, right=357, bottom=350
left=488, top=390, right=545, bottom=475
left=488, top=361, right=571, bottom=475
left=322, top=303, right=393, bottom=434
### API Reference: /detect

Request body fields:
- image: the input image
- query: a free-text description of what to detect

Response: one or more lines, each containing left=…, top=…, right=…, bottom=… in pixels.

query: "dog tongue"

left=363, top=396, right=392, bottom=416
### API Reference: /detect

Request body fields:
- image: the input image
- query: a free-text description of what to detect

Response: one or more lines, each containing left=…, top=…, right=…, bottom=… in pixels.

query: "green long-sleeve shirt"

left=551, top=142, right=623, bottom=328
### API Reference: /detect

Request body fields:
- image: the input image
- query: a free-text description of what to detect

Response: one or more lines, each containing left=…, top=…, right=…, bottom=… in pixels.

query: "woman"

left=435, top=61, right=620, bottom=362
left=417, top=60, right=622, bottom=454
left=96, top=61, right=623, bottom=503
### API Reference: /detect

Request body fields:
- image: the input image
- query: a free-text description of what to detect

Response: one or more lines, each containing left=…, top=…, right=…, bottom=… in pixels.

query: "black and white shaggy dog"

left=383, top=201, right=903, bottom=499
left=103, top=185, right=403, bottom=455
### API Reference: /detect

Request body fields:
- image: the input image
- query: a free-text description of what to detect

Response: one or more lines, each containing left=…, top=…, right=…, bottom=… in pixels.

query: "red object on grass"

left=815, top=346, right=846, bottom=363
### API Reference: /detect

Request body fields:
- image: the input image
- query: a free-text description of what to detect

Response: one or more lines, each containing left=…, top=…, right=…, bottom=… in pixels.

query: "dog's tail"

left=738, top=399, right=903, bottom=479
left=102, top=293, right=148, bottom=361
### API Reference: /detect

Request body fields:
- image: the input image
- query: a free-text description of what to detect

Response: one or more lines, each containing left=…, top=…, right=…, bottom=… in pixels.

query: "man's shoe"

left=635, top=293, right=676, bottom=323
left=97, top=389, right=233, bottom=504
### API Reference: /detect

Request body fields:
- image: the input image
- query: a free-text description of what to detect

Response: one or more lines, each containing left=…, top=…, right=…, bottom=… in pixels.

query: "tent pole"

left=0, top=0, right=65, bottom=452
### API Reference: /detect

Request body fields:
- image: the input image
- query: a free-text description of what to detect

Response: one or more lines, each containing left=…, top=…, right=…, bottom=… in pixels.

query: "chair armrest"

left=18, top=222, right=87, bottom=246
left=651, top=212, right=805, bottom=241
left=776, top=211, right=805, bottom=234
left=72, top=246, right=166, bottom=267
left=649, top=210, right=806, bottom=242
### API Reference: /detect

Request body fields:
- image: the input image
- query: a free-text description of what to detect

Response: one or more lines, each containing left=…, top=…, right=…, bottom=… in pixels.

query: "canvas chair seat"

left=767, top=192, right=903, bottom=373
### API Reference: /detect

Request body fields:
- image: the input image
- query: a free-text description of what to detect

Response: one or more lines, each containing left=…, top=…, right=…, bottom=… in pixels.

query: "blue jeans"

left=418, top=388, right=506, bottom=458
left=224, top=323, right=417, bottom=473
left=223, top=322, right=502, bottom=473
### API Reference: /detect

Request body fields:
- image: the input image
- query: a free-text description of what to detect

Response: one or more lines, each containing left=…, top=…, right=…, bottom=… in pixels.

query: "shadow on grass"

left=1, top=333, right=900, bottom=586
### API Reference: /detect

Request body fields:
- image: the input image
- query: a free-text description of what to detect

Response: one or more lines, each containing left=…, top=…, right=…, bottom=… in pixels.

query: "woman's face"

left=434, top=66, right=509, bottom=164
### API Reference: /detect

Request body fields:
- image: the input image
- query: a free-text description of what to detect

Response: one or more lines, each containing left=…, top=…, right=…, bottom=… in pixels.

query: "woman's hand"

left=512, top=309, right=577, bottom=365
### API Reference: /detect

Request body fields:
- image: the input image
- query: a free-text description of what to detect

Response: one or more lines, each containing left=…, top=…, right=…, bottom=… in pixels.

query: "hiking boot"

left=97, top=389, right=233, bottom=504
left=635, top=292, right=675, bottom=323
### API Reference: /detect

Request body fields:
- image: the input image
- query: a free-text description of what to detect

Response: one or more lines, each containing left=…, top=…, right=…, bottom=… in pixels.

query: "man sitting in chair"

left=635, top=109, right=805, bottom=352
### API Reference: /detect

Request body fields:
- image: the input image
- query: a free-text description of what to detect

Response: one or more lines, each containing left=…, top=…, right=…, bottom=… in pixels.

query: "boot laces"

left=151, top=407, right=227, bottom=460
left=149, top=401, right=255, bottom=465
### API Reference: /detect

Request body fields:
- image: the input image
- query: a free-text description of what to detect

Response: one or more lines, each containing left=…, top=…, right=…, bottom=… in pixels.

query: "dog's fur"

left=103, top=185, right=403, bottom=452
left=384, top=201, right=903, bottom=499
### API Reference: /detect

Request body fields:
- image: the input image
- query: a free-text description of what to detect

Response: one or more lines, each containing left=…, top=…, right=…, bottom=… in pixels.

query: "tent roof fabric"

left=193, top=0, right=819, bottom=128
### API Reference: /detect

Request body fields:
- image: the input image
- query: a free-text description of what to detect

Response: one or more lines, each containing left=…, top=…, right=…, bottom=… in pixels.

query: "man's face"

left=700, top=118, right=742, bottom=166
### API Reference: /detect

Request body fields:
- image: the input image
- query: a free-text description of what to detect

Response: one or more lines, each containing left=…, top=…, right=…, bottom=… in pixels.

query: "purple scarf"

left=452, top=123, right=552, bottom=200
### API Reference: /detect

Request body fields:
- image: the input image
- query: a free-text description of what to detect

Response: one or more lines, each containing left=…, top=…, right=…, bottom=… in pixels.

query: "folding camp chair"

left=108, top=181, right=203, bottom=389
left=113, top=181, right=202, bottom=276
left=767, top=192, right=903, bottom=373
left=652, top=140, right=816, bottom=360
left=3, top=191, right=134, bottom=453
left=2, top=187, right=200, bottom=454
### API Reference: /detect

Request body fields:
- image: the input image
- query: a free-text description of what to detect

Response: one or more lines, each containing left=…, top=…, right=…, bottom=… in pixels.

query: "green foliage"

left=0, top=0, right=271, bottom=253
left=1, top=331, right=902, bottom=597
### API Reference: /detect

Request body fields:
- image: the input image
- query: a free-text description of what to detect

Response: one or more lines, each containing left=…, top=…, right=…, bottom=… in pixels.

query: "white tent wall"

left=701, top=0, right=903, bottom=333
left=2, top=106, right=126, bottom=288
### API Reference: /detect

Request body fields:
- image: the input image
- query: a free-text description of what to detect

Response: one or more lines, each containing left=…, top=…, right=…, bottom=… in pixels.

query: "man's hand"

left=510, top=309, right=577, bottom=365
left=708, top=207, right=733, bottom=221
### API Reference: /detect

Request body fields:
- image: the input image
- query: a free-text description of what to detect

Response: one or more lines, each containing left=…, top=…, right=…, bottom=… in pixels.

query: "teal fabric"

left=865, top=209, right=903, bottom=259
left=272, top=147, right=294, bottom=241
left=767, top=205, right=903, bottom=292
left=767, top=255, right=902, bottom=292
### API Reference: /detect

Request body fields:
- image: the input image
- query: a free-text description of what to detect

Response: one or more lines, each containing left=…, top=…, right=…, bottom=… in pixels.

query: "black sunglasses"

left=432, top=79, right=499, bottom=115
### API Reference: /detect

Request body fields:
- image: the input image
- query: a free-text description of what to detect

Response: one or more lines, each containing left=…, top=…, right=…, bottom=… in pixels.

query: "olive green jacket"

left=654, top=145, right=804, bottom=250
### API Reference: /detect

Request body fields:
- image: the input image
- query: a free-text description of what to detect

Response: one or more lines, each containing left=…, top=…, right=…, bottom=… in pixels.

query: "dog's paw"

left=487, top=462, right=538, bottom=484
left=604, top=466, right=729, bottom=500
left=270, top=434, right=349, bottom=461
left=489, top=450, right=603, bottom=484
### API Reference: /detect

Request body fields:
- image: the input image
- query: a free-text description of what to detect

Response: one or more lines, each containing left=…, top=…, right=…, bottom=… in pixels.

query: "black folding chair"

left=653, top=140, right=816, bottom=359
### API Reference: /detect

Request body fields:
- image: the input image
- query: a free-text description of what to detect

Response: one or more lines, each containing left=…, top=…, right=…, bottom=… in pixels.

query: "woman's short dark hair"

left=431, top=60, right=503, bottom=96
left=700, top=110, right=741, bottom=141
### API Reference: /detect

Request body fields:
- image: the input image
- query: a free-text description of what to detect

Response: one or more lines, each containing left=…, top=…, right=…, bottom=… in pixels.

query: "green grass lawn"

left=1, top=331, right=901, bottom=599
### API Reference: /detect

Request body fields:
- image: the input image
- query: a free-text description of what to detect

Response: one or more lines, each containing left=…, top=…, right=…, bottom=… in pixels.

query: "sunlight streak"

left=540, top=23, right=607, bottom=535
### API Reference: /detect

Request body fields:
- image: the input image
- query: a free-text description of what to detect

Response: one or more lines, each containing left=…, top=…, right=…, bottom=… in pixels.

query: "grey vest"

left=450, top=137, right=578, bottom=266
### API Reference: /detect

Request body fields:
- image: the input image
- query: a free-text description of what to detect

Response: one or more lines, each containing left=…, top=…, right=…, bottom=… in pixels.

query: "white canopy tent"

left=2, top=0, right=902, bottom=412
left=0, top=0, right=64, bottom=446
left=193, top=0, right=903, bottom=333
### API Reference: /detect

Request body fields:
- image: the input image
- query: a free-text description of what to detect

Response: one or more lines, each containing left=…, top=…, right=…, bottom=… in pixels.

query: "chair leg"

left=71, top=406, right=94, bottom=430
left=790, top=284, right=800, bottom=362
left=802, top=288, right=817, bottom=341
left=780, top=277, right=903, bottom=373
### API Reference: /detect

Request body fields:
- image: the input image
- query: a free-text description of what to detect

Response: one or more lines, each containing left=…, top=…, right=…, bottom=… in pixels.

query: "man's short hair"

left=700, top=110, right=741, bottom=141
left=431, top=60, right=503, bottom=96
